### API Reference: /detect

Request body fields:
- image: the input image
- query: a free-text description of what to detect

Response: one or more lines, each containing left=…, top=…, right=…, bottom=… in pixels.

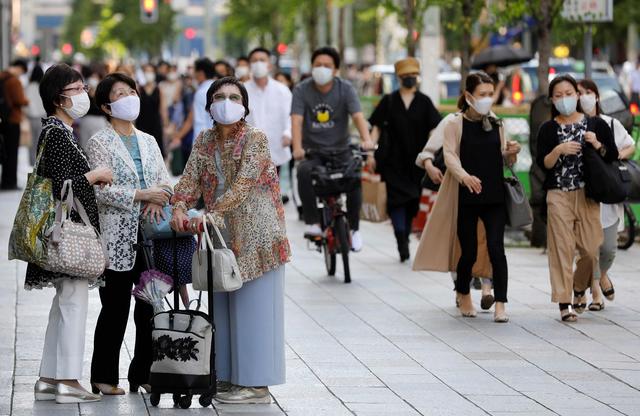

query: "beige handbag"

left=46, top=180, right=108, bottom=279
left=192, top=214, right=242, bottom=292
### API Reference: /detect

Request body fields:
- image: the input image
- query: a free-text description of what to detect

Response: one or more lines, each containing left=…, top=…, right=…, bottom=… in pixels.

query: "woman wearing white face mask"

left=171, top=77, right=290, bottom=403
left=25, top=64, right=112, bottom=404
left=577, top=79, right=635, bottom=310
left=413, top=73, right=520, bottom=323
left=136, top=63, right=168, bottom=156
left=536, top=74, right=618, bottom=322
left=85, top=73, right=172, bottom=395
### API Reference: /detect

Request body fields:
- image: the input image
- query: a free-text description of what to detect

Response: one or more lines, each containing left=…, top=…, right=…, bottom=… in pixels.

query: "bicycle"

left=303, top=146, right=366, bottom=284
left=617, top=202, right=637, bottom=250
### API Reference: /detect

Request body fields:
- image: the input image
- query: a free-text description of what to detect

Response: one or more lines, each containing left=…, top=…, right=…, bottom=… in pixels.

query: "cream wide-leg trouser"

left=546, top=188, right=603, bottom=304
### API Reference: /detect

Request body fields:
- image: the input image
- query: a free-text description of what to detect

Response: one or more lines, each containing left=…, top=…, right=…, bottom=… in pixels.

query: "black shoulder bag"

left=421, top=148, right=446, bottom=191
left=582, top=117, right=630, bottom=203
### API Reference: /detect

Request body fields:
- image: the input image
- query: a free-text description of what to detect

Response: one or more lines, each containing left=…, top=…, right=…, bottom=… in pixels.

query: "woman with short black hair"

left=86, top=72, right=171, bottom=396
left=536, top=74, right=618, bottom=322
left=26, top=63, right=112, bottom=404
left=171, top=76, right=290, bottom=404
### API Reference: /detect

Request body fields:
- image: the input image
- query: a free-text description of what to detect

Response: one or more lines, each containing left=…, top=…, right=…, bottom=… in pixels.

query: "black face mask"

left=401, top=76, right=417, bottom=88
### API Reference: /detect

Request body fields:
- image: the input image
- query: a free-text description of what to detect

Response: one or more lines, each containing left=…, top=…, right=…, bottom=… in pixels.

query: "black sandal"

left=573, top=290, right=587, bottom=314
left=588, top=302, right=605, bottom=311
left=560, top=303, right=577, bottom=322
left=600, top=277, right=615, bottom=301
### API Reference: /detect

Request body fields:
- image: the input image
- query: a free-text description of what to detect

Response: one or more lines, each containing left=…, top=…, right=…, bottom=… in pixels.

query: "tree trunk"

left=405, top=0, right=417, bottom=57
left=536, top=0, right=554, bottom=96
left=304, top=5, right=319, bottom=53
left=459, top=0, right=473, bottom=91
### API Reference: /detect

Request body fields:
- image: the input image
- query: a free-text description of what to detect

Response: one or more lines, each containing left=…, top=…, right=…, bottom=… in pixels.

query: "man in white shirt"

left=244, top=47, right=293, bottom=176
left=171, top=58, right=216, bottom=148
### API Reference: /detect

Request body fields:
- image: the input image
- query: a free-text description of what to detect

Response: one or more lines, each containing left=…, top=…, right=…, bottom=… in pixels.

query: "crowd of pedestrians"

left=2, top=46, right=637, bottom=406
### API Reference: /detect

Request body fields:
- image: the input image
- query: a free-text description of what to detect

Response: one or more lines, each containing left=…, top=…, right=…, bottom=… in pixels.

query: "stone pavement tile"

left=329, top=386, right=401, bottom=404
left=491, top=412, right=556, bottom=416
left=465, top=394, right=551, bottom=413
left=78, top=393, right=148, bottom=415
left=214, top=403, right=285, bottom=414
left=275, top=397, right=350, bottom=414
left=344, top=402, right=420, bottom=415
left=606, top=369, right=640, bottom=389
left=284, top=410, right=353, bottom=416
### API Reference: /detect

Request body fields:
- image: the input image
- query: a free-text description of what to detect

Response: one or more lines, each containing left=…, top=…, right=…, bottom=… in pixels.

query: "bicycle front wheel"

left=334, top=216, right=351, bottom=283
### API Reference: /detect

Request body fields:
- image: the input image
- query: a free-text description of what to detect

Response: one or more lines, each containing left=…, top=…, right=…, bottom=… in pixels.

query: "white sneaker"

left=351, top=231, right=363, bottom=252
left=304, top=224, right=323, bottom=237
left=214, top=387, right=271, bottom=404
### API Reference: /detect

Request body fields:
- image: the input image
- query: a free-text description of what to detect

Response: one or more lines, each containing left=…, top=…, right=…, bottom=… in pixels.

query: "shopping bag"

left=360, top=171, right=388, bottom=223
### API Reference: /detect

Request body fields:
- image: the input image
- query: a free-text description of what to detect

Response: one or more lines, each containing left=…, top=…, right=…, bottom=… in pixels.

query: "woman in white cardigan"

left=85, top=73, right=171, bottom=396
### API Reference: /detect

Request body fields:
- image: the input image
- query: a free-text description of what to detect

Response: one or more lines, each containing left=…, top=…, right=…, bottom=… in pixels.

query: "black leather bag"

left=421, top=148, right=446, bottom=191
left=583, top=146, right=630, bottom=203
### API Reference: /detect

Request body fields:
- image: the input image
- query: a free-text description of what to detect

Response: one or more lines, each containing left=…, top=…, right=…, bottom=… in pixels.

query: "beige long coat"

left=413, top=113, right=509, bottom=276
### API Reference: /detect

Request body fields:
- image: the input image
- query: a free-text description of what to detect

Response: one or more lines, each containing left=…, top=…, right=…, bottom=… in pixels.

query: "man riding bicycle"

left=291, top=47, right=374, bottom=252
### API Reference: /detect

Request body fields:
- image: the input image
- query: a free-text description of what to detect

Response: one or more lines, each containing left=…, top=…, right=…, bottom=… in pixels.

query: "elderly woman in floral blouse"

left=171, top=77, right=290, bottom=404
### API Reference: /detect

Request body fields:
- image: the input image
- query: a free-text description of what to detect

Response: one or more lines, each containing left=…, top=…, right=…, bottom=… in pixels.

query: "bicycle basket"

left=310, top=158, right=361, bottom=197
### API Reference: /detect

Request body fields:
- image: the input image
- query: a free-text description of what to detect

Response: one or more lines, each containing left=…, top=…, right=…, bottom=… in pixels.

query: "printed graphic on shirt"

left=312, top=103, right=335, bottom=129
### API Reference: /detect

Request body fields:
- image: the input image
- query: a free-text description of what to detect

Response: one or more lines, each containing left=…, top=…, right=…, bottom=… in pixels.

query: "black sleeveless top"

left=136, top=86, right=164, bottom=155
left=458, top=118, right=504, bottom=205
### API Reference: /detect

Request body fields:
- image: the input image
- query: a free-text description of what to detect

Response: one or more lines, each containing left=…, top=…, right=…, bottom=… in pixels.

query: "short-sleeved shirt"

left=291, top=77, right=361, bottom=150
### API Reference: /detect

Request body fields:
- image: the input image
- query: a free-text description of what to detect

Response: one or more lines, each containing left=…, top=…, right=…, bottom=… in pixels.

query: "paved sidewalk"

left=2, top=165, right=640, bottom=415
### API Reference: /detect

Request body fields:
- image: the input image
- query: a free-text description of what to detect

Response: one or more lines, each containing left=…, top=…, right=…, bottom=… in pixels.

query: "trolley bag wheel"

left=149, top=392, right=161, bottom=407
left=334, top=216, right=351, bottom=283
left=179, top=394, right=192, bottom=409
left=199, top=394, right=213, bottom=407
left=323, top=240, right=336, bottom=276
left=172, top=393, right=181, bottom=405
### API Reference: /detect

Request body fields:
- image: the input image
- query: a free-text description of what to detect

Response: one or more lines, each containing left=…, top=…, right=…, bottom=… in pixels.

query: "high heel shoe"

left=91, top=382, right=125, bottom=395
left=34, top=380, right=56, bottom=401
left=130, top=383, right=152, bottom=393
left=55, top=383, right=101, bottom=404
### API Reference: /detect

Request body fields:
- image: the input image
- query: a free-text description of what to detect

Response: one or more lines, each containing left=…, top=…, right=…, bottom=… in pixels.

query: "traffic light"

left=140, top=0, right=159, bottom=24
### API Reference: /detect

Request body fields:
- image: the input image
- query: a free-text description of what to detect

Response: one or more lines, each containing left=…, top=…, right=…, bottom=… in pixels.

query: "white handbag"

left=46, top=180, right=108, bottom=279
left=191, top=214, right=243, bottom=292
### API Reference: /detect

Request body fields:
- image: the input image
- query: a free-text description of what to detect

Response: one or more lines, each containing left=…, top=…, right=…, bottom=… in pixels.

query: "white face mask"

left=62, top=91, right=90, bottom=120
left=467, top=95, right=493, bottom=115
left=235, top=66, right=249, bottom=79
left=210, top=99, right=246, bottom=125
left=144, top=72, right=156, bottom=84
left=312, top=66, right=334, bottom=86
left=250, top=61, right=269, bottom=79
left=167, top=72, right=179, bottom=81
left=579, top=94, right=597, bottom=114
left=87, top=77, right=99, bottom=90
left=110, top=95, right=141, bottom=121
left=554, top=96, right=578, bottom=116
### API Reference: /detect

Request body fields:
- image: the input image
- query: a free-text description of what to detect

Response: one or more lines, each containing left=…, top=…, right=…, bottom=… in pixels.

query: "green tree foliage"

left=63, top=0, right=176, bottom=59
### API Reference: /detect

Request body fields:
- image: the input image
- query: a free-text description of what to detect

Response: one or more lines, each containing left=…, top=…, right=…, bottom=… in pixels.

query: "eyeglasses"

left=212, top=93, right=243, bottom=103
left=61, top=85, right=89, bottom=94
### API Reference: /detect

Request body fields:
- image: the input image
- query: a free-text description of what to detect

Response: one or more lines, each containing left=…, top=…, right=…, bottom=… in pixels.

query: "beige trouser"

left=546, top=189, right=603, bottom=304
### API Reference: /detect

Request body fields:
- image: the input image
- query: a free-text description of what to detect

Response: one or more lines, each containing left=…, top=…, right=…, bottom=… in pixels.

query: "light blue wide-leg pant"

left=213, top=265, right=285, bottom=387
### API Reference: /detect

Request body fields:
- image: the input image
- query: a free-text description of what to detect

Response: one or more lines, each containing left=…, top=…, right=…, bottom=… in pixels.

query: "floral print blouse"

left=172, top=121, right=290, bottom=281
left=552, top=118, right=586, bottom=191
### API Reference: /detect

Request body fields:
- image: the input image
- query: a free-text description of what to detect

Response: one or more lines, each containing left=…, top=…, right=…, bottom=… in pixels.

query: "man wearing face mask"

left=292, top=46, right=374, bottom=251
left=244, top=47, right=293, bottom=197
left=369, top=57, right=441, bottom=262
left=0, top=59, right=30, bottom=190
left=170, top=58, right=216, bottom=152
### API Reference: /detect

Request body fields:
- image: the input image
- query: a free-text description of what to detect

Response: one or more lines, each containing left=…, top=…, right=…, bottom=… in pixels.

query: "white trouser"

left=39, top=278, right=89, bottom=380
